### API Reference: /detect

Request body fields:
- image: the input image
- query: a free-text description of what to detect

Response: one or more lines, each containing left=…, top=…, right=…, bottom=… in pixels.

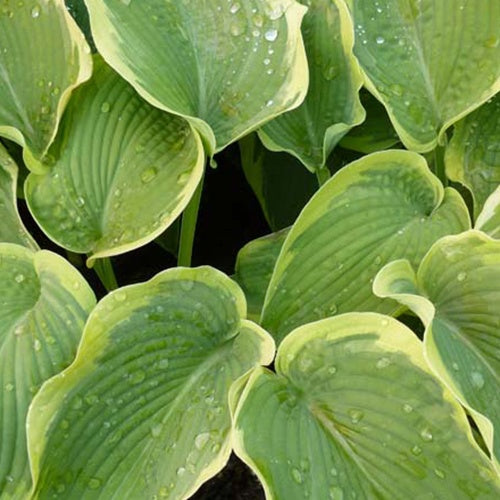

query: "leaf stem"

left=178, top=168, right=205, bottom=267
left=316, top=166, right=331, bottom=187
left=93, top=258, right=118, bottom=291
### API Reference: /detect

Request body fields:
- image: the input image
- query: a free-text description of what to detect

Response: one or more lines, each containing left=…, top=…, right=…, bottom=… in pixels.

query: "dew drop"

left=114, top=290, right=127, bottom=302
left=376, top=357, right=391, bottom=369
left=88, top=478, right=101, bottom=490
left=419, top=427, right=433, bottom=442
left=100, top=102, right=110, bottom=113
left=158, top=358, right=169, bottom=369
left=177, top=172, right=190, bottom=185
left=141, top=166, right=158, bottom=184
left=457, top=271, right=467, bottom=282
left=328, top=366, right=337, bottom=375
left=452, top=362, right=459, bottom=371
left=75, top=196, right=85, bottom=207
left=5, top=383, right=14, bottom=392
left=230, top=23, right=243, bottom=37
left=33, top=339, right=42, bottom=352
left=348, top=409, right=364, bottom=424
left=434, top=468, right=446, bottom=479
left=31, top=5, right=40, bottom=18
left=129, top=370, right=146, bottom=385
left=14, top=273, right=25, bottom=283
left=195, top=432, right=210, bottom=450
left=329, top=486, right=344, bottom=500
left=229, top=3, right=240, bottom=14
left=264, top=28, right=278, bottom=42
left=291, top=467, right=303, bottom=484
left=375, top=35, right=385, bottom=44
left=411, top=444, right=422, bottom=456
left=471, top=371, right=485, bottom=389
left=402, top=404, right=413, bottom=413
left=151, top=423, right=163, bottom=438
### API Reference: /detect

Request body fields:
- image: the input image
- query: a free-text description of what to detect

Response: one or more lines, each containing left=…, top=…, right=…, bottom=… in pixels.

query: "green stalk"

left=178, top=168, right=205, bottom=267
left=93, top=257, right=118, bottom=291
left=316, top=165, right=331, bottom=187
left=433, top=144, right=448, bottom=187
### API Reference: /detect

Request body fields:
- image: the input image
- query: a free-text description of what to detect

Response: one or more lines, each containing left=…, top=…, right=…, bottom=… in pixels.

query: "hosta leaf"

left=374, top=231, right=500, bottom=469
left=446, top=95, right=500, bottom=217
left=0, top=0, right=92, bottom=159
left=261, top=150, right=470, bottom=344
left=232, top=313, right=500, bottom=499
left=0, top=243, right=95, bottom=498
left=347, top=0, right=500, bottom=152
left=476, top=186, right=500, bottom=239
left=239, top=134, right=317, bottom=231
left=28, top=267, right=274, bottom=499
left=65, top=0, right=94, bottom=50
left=234, top=229, right=288, bottom=322
left=258, top=0, right=364, bottom=171
left=0, top=143, right=37, bottom=248
left=339, top=90, right=400, bottom=154
left=25, top=56, right=204, bottom=264
left=84, top=0, right=309, bottom=156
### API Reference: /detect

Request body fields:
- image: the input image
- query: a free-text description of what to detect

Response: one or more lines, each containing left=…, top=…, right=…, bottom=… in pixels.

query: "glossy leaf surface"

left=28, top=267, right=274, bottom=499
left=259, top=0, right=364, bottom=171
left=374, top=231, right=500, bottom=469
left=446, top=95, right=500, bottom=217
left=234, top=229, right=288, bottom=322
left=233, top=313, right=500, bottom=499
left=348, top=0, right=500, bottom=152
left=25, top=57, right=204, bottom=264
left=261, top=150, right=470, bottom=343
left=84, top=0, right=309, bottom=155
left=0, top=0, right=92, bottom=158
left=0, top=143, right=37, bottom=248
left=476, top=186, right=500, bottom=239
left=0, top=244, right=95, bottom=498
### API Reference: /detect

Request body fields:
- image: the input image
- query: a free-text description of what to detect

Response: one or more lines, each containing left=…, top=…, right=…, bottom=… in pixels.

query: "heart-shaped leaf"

left=0, top=143, right=37, bottom=248
left=347, top=0, right=500, bottom=152
left=258, top=0, right=364, bottom=171
left=84, top=0, right=309, bottom=156
left=374, top=231, right=500, bottom=469
left=28, top=267, right=274, bottom=499
left=476, top=186, right=500, bottom=239
left=261, top=150, right=470, bottom=343
left=234, top=229, right=288, bottom=322
left=0, top=243, right=95, bottom=498
left=232, top=313, right=500, bottom=498
left=0, top=0, right=92, bottom=159
left=239, top=134, right=317, bottom=231
left=25, top=56, right=204, bottom=265
left=446, top=95, right=500, bottom=217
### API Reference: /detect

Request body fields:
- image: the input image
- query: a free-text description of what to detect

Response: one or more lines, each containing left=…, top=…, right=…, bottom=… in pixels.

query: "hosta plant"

left=1, top=0, right=499, bottom=499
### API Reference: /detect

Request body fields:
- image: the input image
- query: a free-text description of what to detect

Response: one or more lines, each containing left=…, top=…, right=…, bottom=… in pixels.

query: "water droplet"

left=411, top=444, right=422, bottom=456
left=264, top=29, right=278, bottom=42
left=376, top=357, right=391, bottom=369
left=390, top=84, right=403, bottom=96
left=420, top=427, right=433, bottom=442
left=158, top=358, right=169, bottom=369
left=230, top=23, right=243, bottom=37
left=291, top=467, right=303, bottom=484
left=14, top=273, right=25, bottom=283
left=129, top=370, right=146, bottom=385
left=328, top=303, right=338, bottom=314
left=229, top=3, right=240, bottom=14
left=375, top=35, right=385, bottom=44
left=403, top=404, right=413, bottom=413
left=114, top=290, right=127, bottom=302
left=5, top=383, right=14, bottom=392
left=85, top=394, right=99, bottom=405
left=457, top=272, right=467, bottom=282
left=31, top=5, right=40, bottom=18
left=33, top=339, right=42, bottom=352
left=75, top=196, right=85, bottom=207
left=374, top=255, right=382, bottom=265
left=471, top=371, right=485, bottom=389
left=265, top=99, right=274, bottom=107
left=328, top=366, right=337, bottom=375
left=151, top=423, right=163, bottom=438
left=177, top=172, right=190, bottom=185
left=452, top=362, right=459, bottom=371
left=195, top=432, right=210, bottom=450
left=434, top=468, right=446, bottom=479
left=141, top=166, right=158, bottom=184
left=100, top=102, right=110, bottom=113
left=348, top=409, right=364, bottom=424
left=329, top=486, right=344, bottom=500
left=88, top=478, right=101, bottom=489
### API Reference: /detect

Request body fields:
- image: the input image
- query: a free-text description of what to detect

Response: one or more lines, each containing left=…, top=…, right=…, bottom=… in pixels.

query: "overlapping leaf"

left=476, top=187, right=500, bottom=239
left=234, top=229, right=288, bottom=321
left=347, top=0, right=500, bottom=152
left=0, top=244, right=95, bottom=498
left=28, top=267, right=274, bottom=499
left=259, top=0, right=364, bottom=171
left=0, top=0, right=92, bottom=159
left=261, top=150, right=470, bottom=343
left=446, top=95, right=500, bottom=217
left=232, top=313, right=500, bottom=498
left=374, top=231, right=500, bottom=469
left=239, top=134, right=317, bottom=231
left=0, top=143, right=37, bottom=248
left=84, top=0, right=309, bottom=155
left=25, top=56, right=204, bottom=264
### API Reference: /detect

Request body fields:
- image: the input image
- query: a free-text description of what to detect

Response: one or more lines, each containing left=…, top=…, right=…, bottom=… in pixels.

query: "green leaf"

left=234, top=229, right=288, bottom=322
left=83, top=0, right=309, bottom=156
left=0, top=143, right=38, bottom=249
left=0, top=0, right=92, bottom=159
left=239, top=134, right=317, bottom=231
left=476, top=186, right=500, bottom=239
left=65, top=0, right=95, bottom=51
left=347, top=0, right=500, bottom=152
left=28, top=267, right=274, bottom=499
left=258, top=0, right=365, bottom=171
left=339, top=89, right=400, bottom=154
left=232, top=313, right=500, bottom=498
left=446, top=95, right=500, bottom=217
left=25, top=56, right=204, bottom=265
left=261, top=150, right=470, bottom=344
left=374, top=230, right=500, bottom=470
left=0, top=243, right=95, bottom=498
